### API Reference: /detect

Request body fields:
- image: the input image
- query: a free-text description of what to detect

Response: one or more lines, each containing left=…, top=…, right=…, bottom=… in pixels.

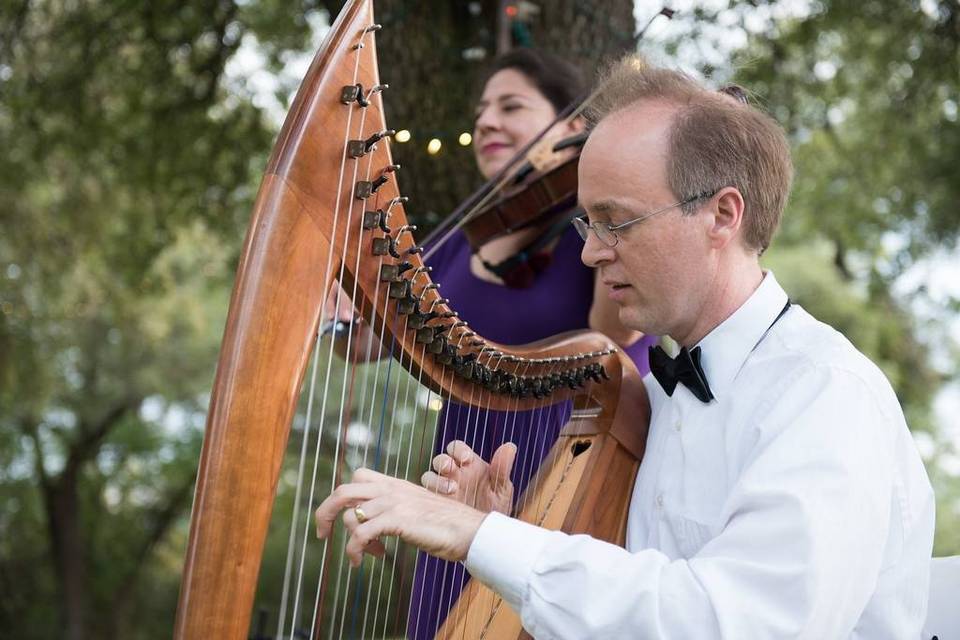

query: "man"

left=314, top=56, right=935, bottom=638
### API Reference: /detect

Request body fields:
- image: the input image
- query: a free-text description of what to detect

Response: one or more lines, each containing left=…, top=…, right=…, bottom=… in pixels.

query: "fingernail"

left=445, top=481, right=458, bottom=494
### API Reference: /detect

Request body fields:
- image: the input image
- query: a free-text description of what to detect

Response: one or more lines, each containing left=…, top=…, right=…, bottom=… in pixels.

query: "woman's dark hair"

left=480, top=48, right=586, bottom=114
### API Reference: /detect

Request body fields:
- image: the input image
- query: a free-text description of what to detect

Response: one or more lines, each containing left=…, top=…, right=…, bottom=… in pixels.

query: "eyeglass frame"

left=572, top=190, right=718, bottom=247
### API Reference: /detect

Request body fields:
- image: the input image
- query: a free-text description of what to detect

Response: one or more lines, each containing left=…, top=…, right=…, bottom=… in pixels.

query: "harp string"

left=407, top=327, right=472, bottom=639
left=325, top=196, right=405, bottom=639
left=277, top=29, right=367, bottom=639
left=521, top=359, right=574, bottom=539
left=284, top=20, right=596, bottom=635
left=370, top=316, right=437, bottom=638
left=338, top=134, right=397, bottom=640
left=303, top=84, right=373, bottom=640
left=436, top=348, right=515, bottom=637
left=322, top=115, right=403, bottom=639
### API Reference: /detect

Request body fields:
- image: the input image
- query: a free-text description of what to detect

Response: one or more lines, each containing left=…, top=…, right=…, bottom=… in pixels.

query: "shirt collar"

left=694, top=271, right=789, bottom=400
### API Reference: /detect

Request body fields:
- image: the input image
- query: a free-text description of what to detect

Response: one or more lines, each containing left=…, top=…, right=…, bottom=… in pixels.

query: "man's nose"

left=580, top=231, right=614, bottom=268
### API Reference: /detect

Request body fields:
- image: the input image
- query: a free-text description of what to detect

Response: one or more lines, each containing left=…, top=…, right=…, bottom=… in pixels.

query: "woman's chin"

left=477, top=150, right=517, bottom=179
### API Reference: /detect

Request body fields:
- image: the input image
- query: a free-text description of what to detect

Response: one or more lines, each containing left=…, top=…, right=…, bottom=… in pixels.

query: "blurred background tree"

left=1, top=0, right=957, bottom=638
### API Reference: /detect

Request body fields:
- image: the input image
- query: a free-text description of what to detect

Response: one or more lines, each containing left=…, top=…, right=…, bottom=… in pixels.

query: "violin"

left=460, top=131, right=587, bottom=251
left=419, top=92, right=591, bottom=262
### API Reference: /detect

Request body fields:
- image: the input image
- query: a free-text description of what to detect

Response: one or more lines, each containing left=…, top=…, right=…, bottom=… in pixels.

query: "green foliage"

left=0, top=0, right=298, bottom=636
left=729, top=0, right=960, bottom=553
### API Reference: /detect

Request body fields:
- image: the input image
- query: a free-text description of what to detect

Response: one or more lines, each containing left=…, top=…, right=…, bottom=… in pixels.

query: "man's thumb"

left=489, top=443, right=517, bottom=492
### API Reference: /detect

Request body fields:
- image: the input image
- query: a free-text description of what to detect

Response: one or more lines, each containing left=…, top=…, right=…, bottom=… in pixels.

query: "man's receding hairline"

left=595, top=96, right=684, bottom=131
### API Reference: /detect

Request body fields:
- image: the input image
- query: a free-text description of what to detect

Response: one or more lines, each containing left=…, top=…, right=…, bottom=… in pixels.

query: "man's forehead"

left=581, top=105, right=672, bottom=175
left=589, top=101, right=675, bottom=146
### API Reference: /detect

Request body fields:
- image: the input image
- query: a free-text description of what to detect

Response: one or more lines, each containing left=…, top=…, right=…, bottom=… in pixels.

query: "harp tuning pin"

left=420, top=282, right=440, bottom=293
left=369, top=174, right=390, bottom=193
left=348, top=130, right=395, bottom=158
left=413, top=266, right=433, bottom=277
left=340, top=84, right=362, bottom=104
left=362, top=209, right=383, bottom=230
left=396, top=224, right=417, bottom=237
left=354, top=179, right=375, bottom=199
left=364, top=24, right=383, bottom=33
left=386, top=163, right=400, bottom=173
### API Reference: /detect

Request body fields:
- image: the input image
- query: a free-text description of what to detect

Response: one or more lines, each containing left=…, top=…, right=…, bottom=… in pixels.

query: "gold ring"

left=354, top=505, right=368, bottom=524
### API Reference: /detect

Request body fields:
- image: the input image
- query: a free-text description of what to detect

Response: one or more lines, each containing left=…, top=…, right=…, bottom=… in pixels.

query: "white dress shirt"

left=465, top=272, right=935, bottom=639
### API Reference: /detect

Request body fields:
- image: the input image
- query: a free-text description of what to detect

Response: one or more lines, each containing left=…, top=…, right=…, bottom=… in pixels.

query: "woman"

left=405, top=49, right=657, bottom=639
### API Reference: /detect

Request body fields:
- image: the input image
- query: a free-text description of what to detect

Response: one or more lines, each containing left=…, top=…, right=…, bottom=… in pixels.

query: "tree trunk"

left=46, top=469, right=87, bottom=640
left=373, top=0, right=636, bottom=231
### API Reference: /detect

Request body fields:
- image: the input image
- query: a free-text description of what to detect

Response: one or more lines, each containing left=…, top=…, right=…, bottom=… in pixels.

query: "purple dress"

left=406, top=227, right=655, bottom=639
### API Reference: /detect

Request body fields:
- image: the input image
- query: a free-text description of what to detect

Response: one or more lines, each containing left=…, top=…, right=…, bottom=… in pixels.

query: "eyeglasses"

left=572, top=191, right=717, bottom=247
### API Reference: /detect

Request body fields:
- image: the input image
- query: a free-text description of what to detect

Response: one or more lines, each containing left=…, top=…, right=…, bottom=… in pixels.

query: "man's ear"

left=707, top=187, right=745, bottom=249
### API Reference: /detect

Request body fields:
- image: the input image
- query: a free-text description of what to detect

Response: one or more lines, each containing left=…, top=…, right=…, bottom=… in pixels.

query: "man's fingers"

left=421, top=470, right=458, bottom=494
left=431, top=453, right=456, bottom=474
left=352, top=467, right=390, bottom=483
left=314, top=478, right=382, bottom=538
left=446, top=440, right=478, bottom=466
left=345, top=521, right=386, bottom=566
left=489, top=443, right=517, bottom=492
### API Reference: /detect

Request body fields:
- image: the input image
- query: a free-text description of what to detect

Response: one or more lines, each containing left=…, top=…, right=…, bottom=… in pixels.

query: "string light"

left=395, top=129, right=411, bottom=143
left=458, top=132, right=472, bottom=146
left=426, top=138, right=442, bottom=155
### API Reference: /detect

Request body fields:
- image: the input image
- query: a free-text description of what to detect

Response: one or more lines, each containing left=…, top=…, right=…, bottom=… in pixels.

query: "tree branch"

left=68, top=396, right=143, bottom=478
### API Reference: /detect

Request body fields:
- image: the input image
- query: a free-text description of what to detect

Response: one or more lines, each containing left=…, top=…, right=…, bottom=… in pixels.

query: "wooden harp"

left=173, top=1, right=650, bottom=637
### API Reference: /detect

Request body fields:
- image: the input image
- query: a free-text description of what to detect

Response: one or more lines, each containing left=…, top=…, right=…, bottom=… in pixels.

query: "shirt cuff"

left=464, top=511, right=554, bottom=612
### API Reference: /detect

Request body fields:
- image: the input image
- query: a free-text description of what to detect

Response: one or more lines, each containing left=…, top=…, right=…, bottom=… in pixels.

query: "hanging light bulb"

left=427, top=138, right=442, bottom=155
left=394, top=129, right=411, bottom=143
left=458, top=132, right=472, bottom=146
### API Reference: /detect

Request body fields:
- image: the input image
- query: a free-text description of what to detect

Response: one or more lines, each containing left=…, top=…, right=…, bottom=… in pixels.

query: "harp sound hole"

left=571, top=440, right=591, bottom=457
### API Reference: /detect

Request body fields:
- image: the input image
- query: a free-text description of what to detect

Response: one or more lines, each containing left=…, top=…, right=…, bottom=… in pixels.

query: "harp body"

left=173, top=1, right=651, bottom=637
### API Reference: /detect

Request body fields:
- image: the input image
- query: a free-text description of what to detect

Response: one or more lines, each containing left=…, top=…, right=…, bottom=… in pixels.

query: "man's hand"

left=420, top=440, right=516, bottom=515
left=315, top=468, right=487, bottom=566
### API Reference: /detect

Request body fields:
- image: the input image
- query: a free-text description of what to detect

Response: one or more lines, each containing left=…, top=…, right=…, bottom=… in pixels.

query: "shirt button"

left=656, top=494, right=664, bottom=507
left=674, top=421, right=682, bottom=432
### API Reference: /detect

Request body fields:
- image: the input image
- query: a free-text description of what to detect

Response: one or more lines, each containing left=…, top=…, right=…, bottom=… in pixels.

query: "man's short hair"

left=586, top=56, right=793, bottom=254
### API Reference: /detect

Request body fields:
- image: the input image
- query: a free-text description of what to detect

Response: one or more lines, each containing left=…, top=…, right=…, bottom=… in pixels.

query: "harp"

left=173, top=1, right=650, bottom=638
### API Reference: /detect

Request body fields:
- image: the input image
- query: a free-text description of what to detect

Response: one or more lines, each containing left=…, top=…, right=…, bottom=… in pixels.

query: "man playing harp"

left=315, top=56, right=935, bottom=638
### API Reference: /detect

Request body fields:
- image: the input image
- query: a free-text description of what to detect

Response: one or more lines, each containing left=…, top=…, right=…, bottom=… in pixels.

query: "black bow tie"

left=648, top=345, right=715, bottom=403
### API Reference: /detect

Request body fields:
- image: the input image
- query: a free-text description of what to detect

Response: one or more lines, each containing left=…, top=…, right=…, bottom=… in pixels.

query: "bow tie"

left=648, top=345, right=715, bottom=403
